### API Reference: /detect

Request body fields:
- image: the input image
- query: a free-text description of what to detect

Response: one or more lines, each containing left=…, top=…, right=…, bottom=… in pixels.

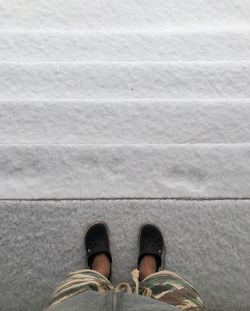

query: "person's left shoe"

left=137, top=224, right=164, bottom=271
left=85, top=222, right=112, bottom=272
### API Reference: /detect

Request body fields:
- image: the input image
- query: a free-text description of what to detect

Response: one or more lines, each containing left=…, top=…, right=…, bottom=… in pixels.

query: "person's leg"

left=47, top=222, right=113, bottom=309
left=137, top=224, right=164, bottom=281
left=137, top=224, right=208, bottom=311
left=91, top=252, right=111, bottom=279
left=140, top=270, right=208, bottom=311
left=85, top=222, right=112, bottom=279
left=138, top=254, right=157, bottom=280
left=48, top=269, right=113, bottom=307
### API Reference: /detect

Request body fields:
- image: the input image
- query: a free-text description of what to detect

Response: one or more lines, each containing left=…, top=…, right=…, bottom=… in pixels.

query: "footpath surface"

left=1, top=200, right=250, bottom=311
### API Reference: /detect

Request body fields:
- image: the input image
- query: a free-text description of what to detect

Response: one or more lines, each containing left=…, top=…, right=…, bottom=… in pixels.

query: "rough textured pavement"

left=1, top=200, right=250, bottom=311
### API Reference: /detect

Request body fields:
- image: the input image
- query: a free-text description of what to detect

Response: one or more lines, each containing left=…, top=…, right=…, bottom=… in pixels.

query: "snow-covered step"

left=1, top=144, right=250, bottom=199
left=1, top=31, right=250, bottom=62
left=1, top=62, right=250, bottom=99
left=1, top=200, right=249, bottom=311
left=1, top=99, right=250, bottom=144
left=0, top=0, right=249, bottom=30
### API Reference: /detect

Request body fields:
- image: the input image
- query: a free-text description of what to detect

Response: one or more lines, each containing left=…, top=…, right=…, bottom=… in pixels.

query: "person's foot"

left=137, top=224, right=164, bottom=280
left=91, top=252, right=111, bottom=279
left=85, top=222, right=112, bottom=279
left=139, top=255, right=157, bottom=280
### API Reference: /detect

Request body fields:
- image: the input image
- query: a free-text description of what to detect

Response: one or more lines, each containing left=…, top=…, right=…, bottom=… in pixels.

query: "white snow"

left=0, top=0, right=249, bottom=30
left=1, top=144, right=250, bottom=199
left=1, top=31, right=250, bottom=61
left=1, top=62, right=250, bottom=99
left=1, top=99, right=250, bottom=144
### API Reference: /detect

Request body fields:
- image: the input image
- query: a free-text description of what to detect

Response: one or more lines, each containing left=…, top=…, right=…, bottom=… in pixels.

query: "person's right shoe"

left=85, top=222, right=112, bottom=271
left=137, top=224, right=164, bottom=271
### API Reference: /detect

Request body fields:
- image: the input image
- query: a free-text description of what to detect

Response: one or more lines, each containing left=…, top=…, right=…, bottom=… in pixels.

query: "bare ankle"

left=91, top=253, right=110, bottom=278
left=139, top=255, right=157, bottom=280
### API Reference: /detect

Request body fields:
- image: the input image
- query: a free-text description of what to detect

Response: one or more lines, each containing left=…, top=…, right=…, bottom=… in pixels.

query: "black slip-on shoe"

left=85, top=222, right=112, bottom=274
left=137, top=224, right=164, bottom=271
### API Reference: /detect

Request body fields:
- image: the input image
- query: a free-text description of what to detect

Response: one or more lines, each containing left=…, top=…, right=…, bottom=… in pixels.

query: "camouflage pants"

left=48, top=269, right=207, bottom=311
